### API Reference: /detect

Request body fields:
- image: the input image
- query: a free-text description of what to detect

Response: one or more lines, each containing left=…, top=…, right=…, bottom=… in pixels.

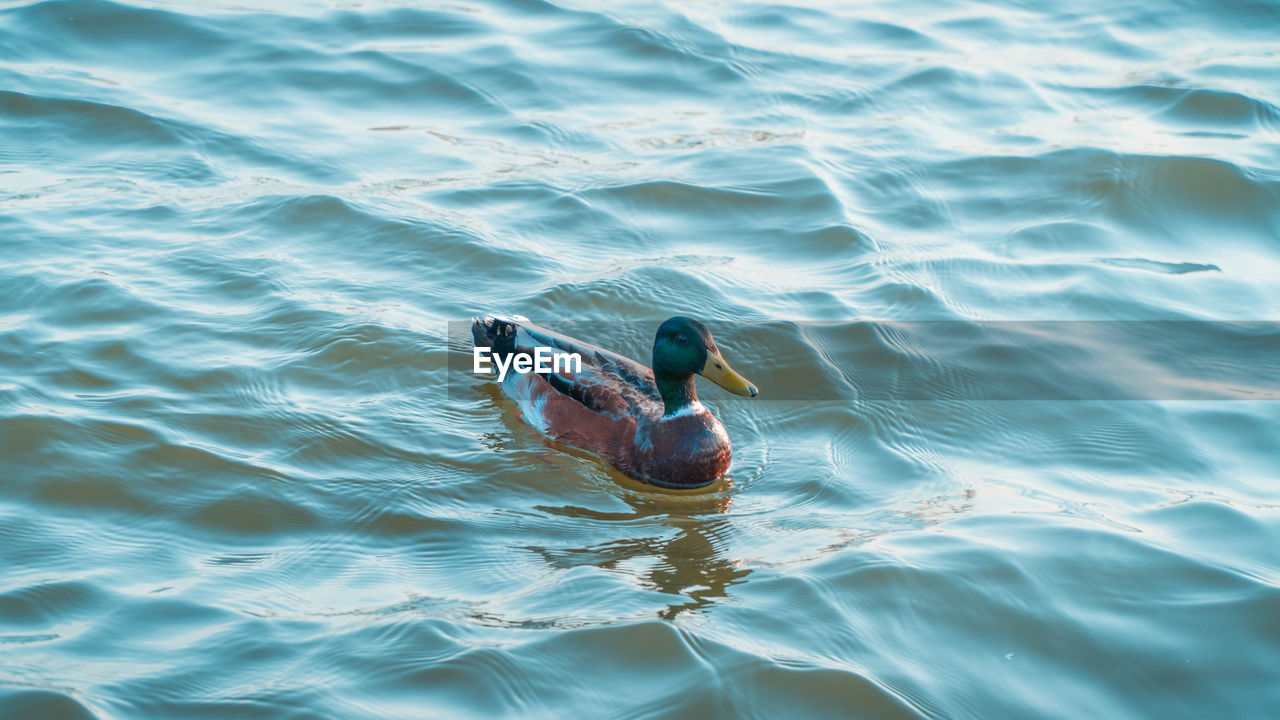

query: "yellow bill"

left=700, top=347, right=758, bottom=397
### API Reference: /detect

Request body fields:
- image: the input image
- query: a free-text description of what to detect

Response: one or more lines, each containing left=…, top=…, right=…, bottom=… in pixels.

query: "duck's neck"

left=656, top=374, right=699, bottom=416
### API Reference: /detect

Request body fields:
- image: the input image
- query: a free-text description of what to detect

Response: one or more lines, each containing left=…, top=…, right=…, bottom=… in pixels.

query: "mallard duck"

left=471, top=315, right=757, bottom=488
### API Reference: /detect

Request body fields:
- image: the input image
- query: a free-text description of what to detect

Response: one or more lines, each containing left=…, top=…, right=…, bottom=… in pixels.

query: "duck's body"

left=472, top=315, right=757, bottom=488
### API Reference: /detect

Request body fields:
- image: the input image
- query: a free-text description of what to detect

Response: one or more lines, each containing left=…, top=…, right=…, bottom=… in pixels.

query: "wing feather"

left=472, top=315, right=661, bottom=419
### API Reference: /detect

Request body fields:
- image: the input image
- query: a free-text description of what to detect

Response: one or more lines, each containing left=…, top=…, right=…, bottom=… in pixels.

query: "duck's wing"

left=471, top=315, right=661, bottom=418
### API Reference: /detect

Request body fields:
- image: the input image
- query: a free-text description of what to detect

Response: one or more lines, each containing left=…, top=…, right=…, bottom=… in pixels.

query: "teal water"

left=3, top=0, right=1280, bottom=718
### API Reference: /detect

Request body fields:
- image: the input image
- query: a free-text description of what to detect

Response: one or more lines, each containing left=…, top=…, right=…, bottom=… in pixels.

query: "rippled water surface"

left=3, top=0, right=1280, bottom=718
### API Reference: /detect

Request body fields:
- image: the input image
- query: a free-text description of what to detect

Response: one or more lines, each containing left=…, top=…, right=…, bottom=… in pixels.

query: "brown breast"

left=631, top=408, right=732, bottom=488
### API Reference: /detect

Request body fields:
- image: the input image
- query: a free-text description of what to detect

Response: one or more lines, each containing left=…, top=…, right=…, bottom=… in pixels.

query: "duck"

left=471, top=315, right=758, bottom=489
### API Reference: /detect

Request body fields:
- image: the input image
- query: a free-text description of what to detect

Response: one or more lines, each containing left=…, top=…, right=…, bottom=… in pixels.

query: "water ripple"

left=3, top=0, right=1279, bottom=718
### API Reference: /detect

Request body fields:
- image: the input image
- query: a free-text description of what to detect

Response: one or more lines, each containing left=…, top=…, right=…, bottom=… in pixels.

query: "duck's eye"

left=675, top=334, right=689, bottom=344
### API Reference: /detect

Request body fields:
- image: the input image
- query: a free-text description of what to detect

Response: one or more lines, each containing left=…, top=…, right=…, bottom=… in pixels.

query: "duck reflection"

left=528, top=481, right=749, bottom=620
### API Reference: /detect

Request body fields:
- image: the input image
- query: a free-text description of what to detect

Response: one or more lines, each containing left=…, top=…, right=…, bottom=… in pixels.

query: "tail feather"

left=471, top=315, right=525, bottom=367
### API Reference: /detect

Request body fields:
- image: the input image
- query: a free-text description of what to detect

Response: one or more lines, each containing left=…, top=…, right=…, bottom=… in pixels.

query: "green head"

left=652, top=317, right=758, bottom=411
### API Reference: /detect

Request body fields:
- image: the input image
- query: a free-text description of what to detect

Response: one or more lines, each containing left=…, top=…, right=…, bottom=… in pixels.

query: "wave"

left=3, top=0, right=1279, bottom=718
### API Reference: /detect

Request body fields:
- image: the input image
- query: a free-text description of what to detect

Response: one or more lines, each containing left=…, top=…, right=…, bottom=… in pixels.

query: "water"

left=2, top=0, right=1279, bottom=717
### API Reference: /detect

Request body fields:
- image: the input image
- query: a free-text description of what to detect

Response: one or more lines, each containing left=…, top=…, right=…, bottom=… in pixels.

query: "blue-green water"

left=3, top=0, right=1280, bottom=718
